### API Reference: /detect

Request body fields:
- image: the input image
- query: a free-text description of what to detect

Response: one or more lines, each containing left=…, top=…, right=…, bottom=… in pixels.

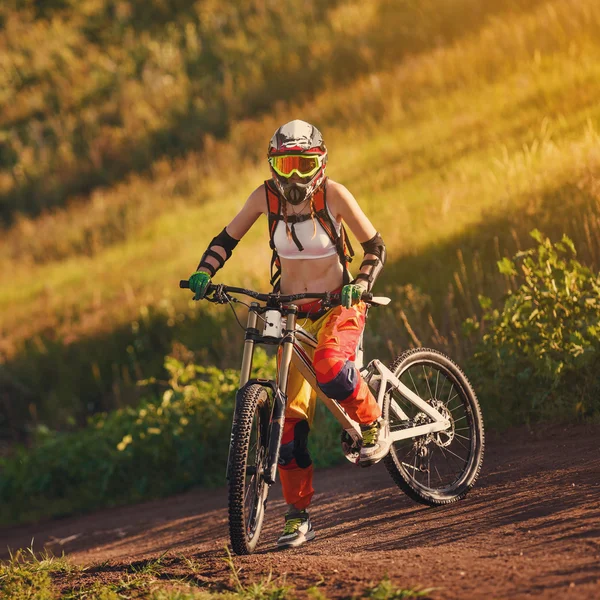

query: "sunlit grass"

left=2, top=0, right=600, bottom=434
left=0, top=545, right=432, bottom=599
left=3, top=37, right=599, bottom=351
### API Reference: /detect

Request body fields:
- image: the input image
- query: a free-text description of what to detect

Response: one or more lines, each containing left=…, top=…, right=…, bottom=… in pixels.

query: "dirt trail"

left=1, top=424, right=599, bottom=599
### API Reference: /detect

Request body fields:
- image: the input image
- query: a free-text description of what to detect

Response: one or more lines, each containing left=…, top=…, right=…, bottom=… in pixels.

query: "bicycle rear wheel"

left=383, top=348, right=484, bottom=506
left=228, top=384, right=271, bottom=554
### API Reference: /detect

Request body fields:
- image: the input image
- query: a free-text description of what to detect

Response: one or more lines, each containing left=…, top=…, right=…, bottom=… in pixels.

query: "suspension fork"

left=226, top=303, right=297, bottom=484
left=239, top=303, right=259, bottom=387
left=226, top=303, right=260, bottom=480
left=264, top=306, right=297, bottom=484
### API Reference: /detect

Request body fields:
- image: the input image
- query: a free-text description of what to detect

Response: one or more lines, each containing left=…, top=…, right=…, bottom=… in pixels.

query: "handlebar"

left=179, top=280, right=391, bottom=307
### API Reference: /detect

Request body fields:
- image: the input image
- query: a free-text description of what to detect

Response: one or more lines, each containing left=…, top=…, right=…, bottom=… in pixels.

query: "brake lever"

left=203, top=283, right=232, bottom=304
left=211, top=284, right=231, bottom=304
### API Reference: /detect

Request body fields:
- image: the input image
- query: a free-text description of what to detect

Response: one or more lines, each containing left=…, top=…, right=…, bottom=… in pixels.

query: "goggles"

left=268, top=154, right=324, bottom=178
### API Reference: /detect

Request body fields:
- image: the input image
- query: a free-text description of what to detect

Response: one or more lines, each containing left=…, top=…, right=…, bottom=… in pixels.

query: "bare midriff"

left=279, top=254, right=347, bottom=305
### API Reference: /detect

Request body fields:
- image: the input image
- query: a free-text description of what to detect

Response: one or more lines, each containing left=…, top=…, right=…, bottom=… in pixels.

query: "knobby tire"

left=383, top=348, right=485, bottom=506
left=228, top=384, right=270, bottom=555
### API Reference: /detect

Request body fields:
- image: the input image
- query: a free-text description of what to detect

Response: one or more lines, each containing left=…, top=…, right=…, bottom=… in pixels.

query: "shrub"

left=0, top=347, right=268, bottom=524
left=465, top=230, right=600, bottom=426
left=0, top=346, right=344, bottom=524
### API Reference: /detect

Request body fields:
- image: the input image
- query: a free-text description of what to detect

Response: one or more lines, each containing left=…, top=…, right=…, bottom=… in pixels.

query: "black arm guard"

left=353, top=232, right=386, bottom=291
left=196, top=227, right=240, bottom=276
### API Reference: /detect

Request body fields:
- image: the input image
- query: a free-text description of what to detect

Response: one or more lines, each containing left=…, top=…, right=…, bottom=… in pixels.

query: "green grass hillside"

left=1, top=0, right=600, bottom=440
left=0, top=0, right=538, bottom=223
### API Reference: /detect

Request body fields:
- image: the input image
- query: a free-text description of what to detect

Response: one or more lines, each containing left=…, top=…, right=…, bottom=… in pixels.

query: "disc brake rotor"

left=412, top=400, right=455, bottom=452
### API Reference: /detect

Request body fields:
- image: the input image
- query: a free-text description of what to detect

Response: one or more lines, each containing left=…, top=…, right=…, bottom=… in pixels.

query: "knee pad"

left=317, top=359, right=358, bottom=401
left=277, top=420, right=312, bottom=469
left=278, top=439, right=295, bottom=467
left=292, top=420, right=312, bottom=469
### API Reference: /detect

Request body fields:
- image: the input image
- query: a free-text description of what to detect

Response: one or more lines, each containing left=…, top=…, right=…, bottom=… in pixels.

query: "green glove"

left=341, top=283, right=365, bottom=308
left=189, top=271, right=211, bottom=301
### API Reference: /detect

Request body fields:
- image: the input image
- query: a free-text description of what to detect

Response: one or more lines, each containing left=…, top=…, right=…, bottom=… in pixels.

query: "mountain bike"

left=180, top=281, right=485, bottom=555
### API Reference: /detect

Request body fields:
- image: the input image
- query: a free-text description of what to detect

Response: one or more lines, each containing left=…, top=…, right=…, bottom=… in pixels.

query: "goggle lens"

left=269, top=154, right=321, bottom=177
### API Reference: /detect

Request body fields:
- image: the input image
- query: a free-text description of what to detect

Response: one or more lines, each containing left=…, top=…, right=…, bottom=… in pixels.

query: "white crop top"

left=272, top=204, right=342, bottom=260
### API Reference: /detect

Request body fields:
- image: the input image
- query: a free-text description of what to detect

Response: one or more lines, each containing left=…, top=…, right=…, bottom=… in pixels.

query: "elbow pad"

left=353, top=232, right=386, bottom=291
left=196, top=227, right=239, bottom=276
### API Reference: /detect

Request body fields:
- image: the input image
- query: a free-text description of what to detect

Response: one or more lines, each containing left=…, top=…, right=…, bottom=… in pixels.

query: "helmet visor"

left=269, top=154, right=323, bottom=178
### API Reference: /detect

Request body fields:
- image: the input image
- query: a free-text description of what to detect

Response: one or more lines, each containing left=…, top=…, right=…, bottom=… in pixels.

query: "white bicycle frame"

left=234, top=299, right=452, bottom=473
left=292, top=324, right=452, bottom=446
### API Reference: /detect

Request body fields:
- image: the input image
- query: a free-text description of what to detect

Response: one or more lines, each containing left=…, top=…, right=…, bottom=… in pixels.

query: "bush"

left=0, top=348, right=266, bottom=524
left=0, top=346, right=344, bottom=525
left=465, top=230, right=600, bottom=426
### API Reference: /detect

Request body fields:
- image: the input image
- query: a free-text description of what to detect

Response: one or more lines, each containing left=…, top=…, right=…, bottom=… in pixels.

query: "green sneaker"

left=359, top=418, right=390, bottom=467
left=276, top=509, right=315, bottom=549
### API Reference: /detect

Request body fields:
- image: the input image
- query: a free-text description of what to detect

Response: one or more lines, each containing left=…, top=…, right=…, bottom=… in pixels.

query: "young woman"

left=188, top=120, right=389, bottom=549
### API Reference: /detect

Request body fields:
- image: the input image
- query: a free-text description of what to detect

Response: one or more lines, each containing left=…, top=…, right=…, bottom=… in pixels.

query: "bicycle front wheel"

left=228, top=384, right=271, bottom=554
left=383, top=348, right=484, bottom=506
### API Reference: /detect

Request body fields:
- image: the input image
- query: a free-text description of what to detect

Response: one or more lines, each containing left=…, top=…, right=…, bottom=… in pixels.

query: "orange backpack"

left=265, top=178, right=354, bottom=291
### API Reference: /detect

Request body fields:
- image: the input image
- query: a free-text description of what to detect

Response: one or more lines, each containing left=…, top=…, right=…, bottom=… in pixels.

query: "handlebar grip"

left=179, top=280, right=190, bottom=289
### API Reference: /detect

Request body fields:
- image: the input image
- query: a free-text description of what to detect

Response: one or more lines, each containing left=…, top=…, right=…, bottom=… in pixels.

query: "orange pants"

left=278, top=302, right=381, bottom=510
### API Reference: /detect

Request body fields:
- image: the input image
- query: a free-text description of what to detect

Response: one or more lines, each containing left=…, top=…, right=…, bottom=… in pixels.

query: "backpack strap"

left=312, top=180, right=355, bottom=283
left=265, top=179, right=316, bottom=287
left=265, top=179, right=280, bottom=245
left=265, top=180, right=282, bottom=291
left=340, top=224, right=355, bottom=284
left=265, top=178, right=356, bottom=288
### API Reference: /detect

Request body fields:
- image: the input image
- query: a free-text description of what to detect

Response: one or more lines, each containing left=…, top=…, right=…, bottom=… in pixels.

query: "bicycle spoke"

left=434, top=464, right=443, bottom=485
left=423, top=365, right=434, bottom=401
left=431, top=446, right=455, bottom=487
left=434, top=369, right=440, bottom=400
left=445, top=390, right=459, bottom=406
left=435, top=444, right=460, bottom=472
left=407, top=370, right=421, bottom=400
left=436, top=374, right=447, bottom=402
left=427, top=452, right=431, bottom=488
left=440, top=444, right=468, bottom=464
left=447, top=402, right=465, bottom=415
left=445, top=382, right=455, bottom=403
left=452, top=436, right=470, bottom=453
left=244, top=475, right=255, bottom=505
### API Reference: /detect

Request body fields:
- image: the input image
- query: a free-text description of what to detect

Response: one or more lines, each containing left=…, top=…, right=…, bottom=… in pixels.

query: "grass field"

left=1, top=0, right=599, bottom=436
left=0, top=546, right=431, bottom=599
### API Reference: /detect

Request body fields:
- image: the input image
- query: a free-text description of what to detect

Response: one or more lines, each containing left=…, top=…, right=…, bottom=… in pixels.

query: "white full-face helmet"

left=267, top=120, right=328, bottom=205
